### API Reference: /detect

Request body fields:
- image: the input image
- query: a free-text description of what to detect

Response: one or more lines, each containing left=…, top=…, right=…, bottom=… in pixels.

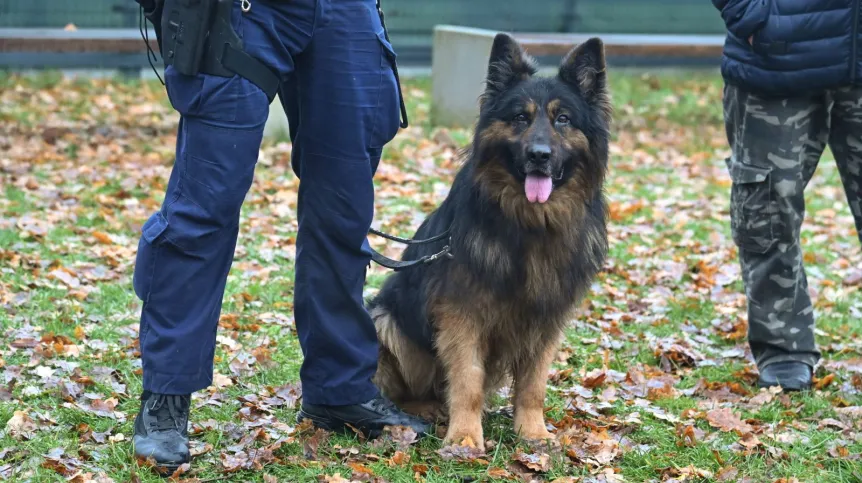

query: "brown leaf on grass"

left=675, top=424, right=705, bottom=447
left=563, top=427, right=621, bottom=467
left=715, top=466, right=739, bottom=481
left=706, top=407, right=753, bottom=434
left=699, top=380, right=751, bottom=402
left=818, top=418, right=848, bottom=431
left=734, top=366, right=761, bottom=386
left=302, top=427, right=331, bottom=461
left=91, top=231, right=113, bottom=245
left=659, top=465, right=713, bottom=480
left=347, top=462, right=375, bottom=478
left=487, top=467, right=513, bottom=479
left=715, top=317, right=747, bottom=341
left=270, top=382, right=301, bottom=408
left=512, top=451, right=551, bottom=473
left=319, top=473, right=351, bottom=483
left=72, top=398, right=124, bottom=421
left=388, top=450, right=410, bottom=467
left=211, top=372, right=234, bottom=389
left=812, top=373, right=836, bottom=390
left=220, top=444, right=280, bottom=474
left=646, top=375, right=678, bottom=400
left=189, top=440, right=213, bottom=457
left=40, top=448, right=82, bottom=478
left=825, top=358, right=862, bottom=374
left=828, top=444, right=853, bottom=459
left=590, top=467, right=626, bottom=483
left=436, top=438, right=487, bottom=463
left=599, top=385, right=618, bottom=403
left=60, top=380, right=83, bottom=402
left=651, top=336, right=705, bottom=370
left=835, top=406, right=862, bottom=419
left=168, top=463, right=190, bottom=479
left=251, top=345, right=278, bottom=369
left=11, top=338, right=39, bottom=349
left=842, top=269, right=862, bottom=286
left=748, top=389, right=775, bottom=407
left=5, top=410, right=37, bottom=440
left=264, top=475, right=279, bottom=483
left=229, top=351, right=257, bottom=377
left=411, top=464, right=429, bottom=476
left=380, top=425, right=419, bottom=450
left=737, top=432, right=762, bottom=449
left=582, top=369, right=607, bottom=389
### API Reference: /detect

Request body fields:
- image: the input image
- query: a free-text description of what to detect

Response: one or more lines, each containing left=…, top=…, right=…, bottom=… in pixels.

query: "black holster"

left=139, top=0, right=406, bottom=126
left=157, top=0, right=280, bottom=102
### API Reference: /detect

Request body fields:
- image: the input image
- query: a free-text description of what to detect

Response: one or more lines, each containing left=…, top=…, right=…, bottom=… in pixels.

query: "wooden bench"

left=0, top=27, right=301, bottom=139
left=0, top=28, right=161, bottom=76
left=431, top=25, right=725, bottom=127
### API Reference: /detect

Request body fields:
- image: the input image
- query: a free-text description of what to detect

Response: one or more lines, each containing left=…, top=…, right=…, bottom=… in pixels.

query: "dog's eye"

left=556, top=114, right=570, bottom=125
left=513, top=113, right=529, bottom=123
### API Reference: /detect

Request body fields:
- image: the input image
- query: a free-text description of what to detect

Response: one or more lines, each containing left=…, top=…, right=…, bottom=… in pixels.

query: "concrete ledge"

left=430, top=25, right=725, bottom=128
left=430, top=26, right=499, bottom=129
left=265, top=96, right=289, bottom=141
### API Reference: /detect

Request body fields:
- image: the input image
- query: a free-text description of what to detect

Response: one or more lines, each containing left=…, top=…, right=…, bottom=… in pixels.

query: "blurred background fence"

left=0, top=0, right=726, bottom=70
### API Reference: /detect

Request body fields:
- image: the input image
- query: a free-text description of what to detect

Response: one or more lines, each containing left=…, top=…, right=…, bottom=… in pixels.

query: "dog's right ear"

left=480, top=33, right=537, bottom=108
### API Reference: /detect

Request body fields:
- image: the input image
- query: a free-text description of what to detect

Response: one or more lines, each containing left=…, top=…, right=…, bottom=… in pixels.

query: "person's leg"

left=827, top=86, right=862, bottom=246
left=132, top=0, right=317, bottom=470
left=282, top=0, right=427, bottom=437
left=722, top=84, right=829, bottom=390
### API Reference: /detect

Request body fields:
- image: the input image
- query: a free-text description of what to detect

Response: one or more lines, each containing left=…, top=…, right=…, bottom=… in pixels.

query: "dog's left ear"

left=559, top=37, right=611, bottom=122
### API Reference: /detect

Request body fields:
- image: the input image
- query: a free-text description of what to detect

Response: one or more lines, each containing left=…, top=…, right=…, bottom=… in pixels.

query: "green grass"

left=0, top=69, right=861, bottom=483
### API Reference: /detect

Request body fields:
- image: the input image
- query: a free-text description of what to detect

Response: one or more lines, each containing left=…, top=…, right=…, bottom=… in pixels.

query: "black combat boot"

left=297, top=394, right=430, bottom=439
left=757, top=361, right=812, bottom=391
left=133, top=391, right=191, bottom=474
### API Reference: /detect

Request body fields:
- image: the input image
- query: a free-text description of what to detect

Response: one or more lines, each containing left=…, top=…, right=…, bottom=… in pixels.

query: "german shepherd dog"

left=367, top=33, right=611, bottom=449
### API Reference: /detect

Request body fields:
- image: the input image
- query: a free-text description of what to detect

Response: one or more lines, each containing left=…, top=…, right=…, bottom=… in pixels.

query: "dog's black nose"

left=527, top=144, right=551, bottom=164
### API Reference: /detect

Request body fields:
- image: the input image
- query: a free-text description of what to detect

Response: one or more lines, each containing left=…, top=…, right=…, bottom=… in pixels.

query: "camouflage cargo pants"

left=722, top=84, right=862, bottom=371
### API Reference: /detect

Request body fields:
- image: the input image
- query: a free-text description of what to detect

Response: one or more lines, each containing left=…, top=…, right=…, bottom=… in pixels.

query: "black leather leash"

left=364, top=0, right=454, bottom=271
left=367, top=227, right=454, bottom=271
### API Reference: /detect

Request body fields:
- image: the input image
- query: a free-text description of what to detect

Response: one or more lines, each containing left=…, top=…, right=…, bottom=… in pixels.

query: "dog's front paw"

left=443, top=425, right=485, bottom=452
left=515, top=416, right=554, bottom=442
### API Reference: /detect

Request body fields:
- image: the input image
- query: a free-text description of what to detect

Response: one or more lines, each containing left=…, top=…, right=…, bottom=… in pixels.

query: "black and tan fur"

left=367, top=33, right=611, bottom=449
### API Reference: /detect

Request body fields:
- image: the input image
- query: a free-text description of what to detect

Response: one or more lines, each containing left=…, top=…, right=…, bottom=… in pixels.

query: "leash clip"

left=241, top=0, right=251, bottom=13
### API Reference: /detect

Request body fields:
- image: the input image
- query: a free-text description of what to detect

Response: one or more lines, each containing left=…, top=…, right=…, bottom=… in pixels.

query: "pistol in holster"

left=140, top=0, right=280, bottom=103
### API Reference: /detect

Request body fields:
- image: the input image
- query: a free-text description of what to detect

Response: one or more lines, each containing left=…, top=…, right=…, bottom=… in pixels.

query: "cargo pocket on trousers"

left=133, top=211, right=169, bottom=303
left=727, top=159, right=776, bottom=254
left=369, top=28, right=402, bottom=152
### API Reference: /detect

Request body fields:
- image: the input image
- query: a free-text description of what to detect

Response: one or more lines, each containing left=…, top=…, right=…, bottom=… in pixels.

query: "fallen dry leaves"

left=1, top=71, right=861, bottom=482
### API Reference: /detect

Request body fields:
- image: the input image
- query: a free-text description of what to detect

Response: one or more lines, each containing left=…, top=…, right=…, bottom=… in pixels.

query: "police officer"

left=131, top=0, right=429, bottom=470
left=713, top=0, right=862, bottom=391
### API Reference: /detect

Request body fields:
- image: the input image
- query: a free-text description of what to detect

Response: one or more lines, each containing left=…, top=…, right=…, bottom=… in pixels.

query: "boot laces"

left=147, top=394, right=190, bottom=432
left=368, top=395, right=398, bottom=415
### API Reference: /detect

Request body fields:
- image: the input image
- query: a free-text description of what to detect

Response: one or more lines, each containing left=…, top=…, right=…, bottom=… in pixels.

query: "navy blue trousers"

left=132, top=0, right=401, bottom=405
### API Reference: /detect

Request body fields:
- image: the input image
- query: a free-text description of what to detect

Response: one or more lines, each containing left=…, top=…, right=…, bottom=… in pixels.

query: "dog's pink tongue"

left=525, top=174, right=553, bottom=203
